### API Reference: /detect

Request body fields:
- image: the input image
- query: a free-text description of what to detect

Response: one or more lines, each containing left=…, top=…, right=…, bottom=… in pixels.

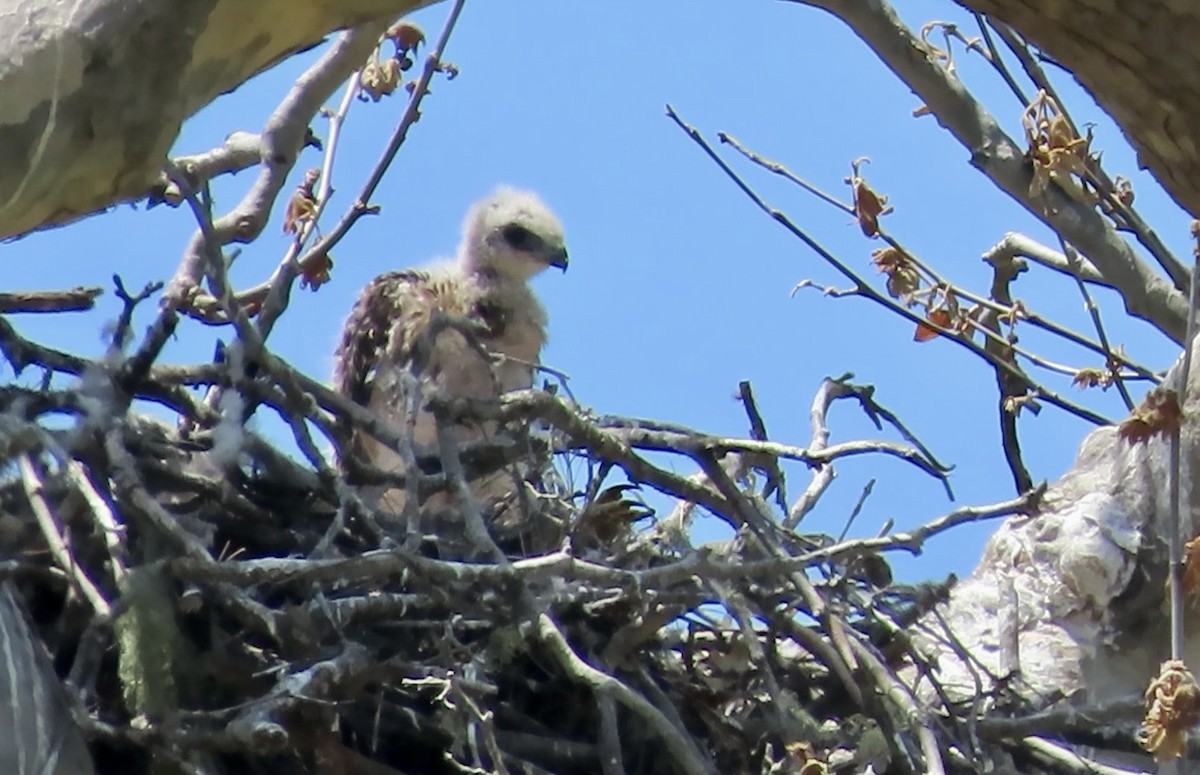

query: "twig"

left=981, top=234, right=1159, bottom=382
left=158, top=131, right=267, bottom=204
left=836, top=478, right=875, bottom=543
left=666, top=104, right=1112, bottom=427
left=780, top=485, right=1043, bottom=572
left=736, top=380, right=788, bottom=511
left=250, top=65, right=363, bottom=342
left=166, top=23, right=389, bottom=308
left=977, top=239, right=1034, bottom=493
left=1017, top=736, right=1150, bottom=775
left=785, top=0, right=1189, bottom=342
left=65, top=459, right=128, bottom=587
left=535, top=614, right=715, bottom=775
left=19, top=454, right=111, bottom=616
left=1060, top=239, right=1135, bottom=410
left=435, top=418, right=508, bottom=564
left=304, top=0, right=469, bottom=268
left=596, top=695, right=626, bottom=775
left=985, top=20, right=1189, bottom=292
left=110, top=275, right=164, bottom=353
left=970, top=13, right=1028, bottom=106
left=721, top=132, right=1159, bottom=385
left=173, top=485, right=1037, bottom=593
left=788, top=375, right=853, bottom=527
left=848, top=637, right=947, bottom=775
left=719, top=132, right=850, bottom=212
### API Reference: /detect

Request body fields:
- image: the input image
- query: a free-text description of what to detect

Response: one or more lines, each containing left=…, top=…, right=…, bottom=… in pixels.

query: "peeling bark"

left=954, top=0, right=1200, bottom=218
left=0, top=0, right=435, bottom=241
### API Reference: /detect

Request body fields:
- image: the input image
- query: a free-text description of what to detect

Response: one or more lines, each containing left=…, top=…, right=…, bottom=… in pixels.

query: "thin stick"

left=304, top=0, right=469, bottom=266
left=19, top=454, right=111, bottom=616
left=1060, top=239, right=1135, bottom=410
left=1169, top=227, right=1200, bottom=662
left=536, top=614, right=714, bottom=775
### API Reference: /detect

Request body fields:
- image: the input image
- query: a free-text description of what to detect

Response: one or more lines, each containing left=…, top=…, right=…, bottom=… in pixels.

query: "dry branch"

left=0, top=287, right=103, bottom=314
left=788, top=0, right=1189, bottom=342
left=954, top=1, right=1200, bottom=220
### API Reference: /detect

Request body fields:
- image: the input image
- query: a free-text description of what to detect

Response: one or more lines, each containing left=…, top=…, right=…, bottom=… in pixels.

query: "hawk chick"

left=333, top=187, right=568, bottom=546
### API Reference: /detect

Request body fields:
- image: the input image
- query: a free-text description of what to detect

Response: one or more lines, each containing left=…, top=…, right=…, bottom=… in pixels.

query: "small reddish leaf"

left=914, top=309, right=951, bottom=342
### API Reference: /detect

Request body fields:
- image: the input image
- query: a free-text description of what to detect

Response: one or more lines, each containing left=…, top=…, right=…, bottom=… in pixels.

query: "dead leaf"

left=914, top=308, right=951, bottom=342
left=283, top=169, right=320, bottom=235
left=870, top=247, right=919, bottom=301
left=300, top=254, right=334, bottom=291
left=1022, top=90, right=1097, bottom=209
left=785, top=741, right=829, bottom=775
left=387, top=21, right=426, bottom=54
left=1118, top=388, right=1183, bottom=445
left=360, top=56, right=402, bottom=101
left=1072, top=367, right=1112, bottom=390
left=847, top=159, right=892, bottom=238
left=1139, top=660, right=1200, bottom=762
left=956, top=303, right=984, bottom=339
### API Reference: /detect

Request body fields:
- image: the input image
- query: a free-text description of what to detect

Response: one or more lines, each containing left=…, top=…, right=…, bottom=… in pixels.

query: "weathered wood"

left=0, top=0, right=435, bottom=241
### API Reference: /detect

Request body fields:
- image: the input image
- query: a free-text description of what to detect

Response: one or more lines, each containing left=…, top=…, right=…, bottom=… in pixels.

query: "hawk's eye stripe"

left=502, top=224, right=543, bottom=252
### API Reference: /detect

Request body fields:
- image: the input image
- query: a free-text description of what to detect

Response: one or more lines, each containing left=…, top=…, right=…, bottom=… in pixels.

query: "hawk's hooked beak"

left=547, top=247, right=569, bottom=273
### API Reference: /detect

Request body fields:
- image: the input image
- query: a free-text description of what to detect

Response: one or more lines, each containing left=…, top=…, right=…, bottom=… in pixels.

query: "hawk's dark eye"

left=501, top=224, right=543, bottom=252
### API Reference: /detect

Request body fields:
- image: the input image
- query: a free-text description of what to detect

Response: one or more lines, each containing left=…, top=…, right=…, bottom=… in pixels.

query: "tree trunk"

left=954, top=0, right=1200, bottom=218
left=0, top=0, right=435, bottom=241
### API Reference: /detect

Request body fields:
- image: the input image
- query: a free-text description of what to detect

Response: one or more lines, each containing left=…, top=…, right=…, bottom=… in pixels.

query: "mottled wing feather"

left=333, top=268, right=486, bottom=408
left=332, top=269, right=430, bottom=408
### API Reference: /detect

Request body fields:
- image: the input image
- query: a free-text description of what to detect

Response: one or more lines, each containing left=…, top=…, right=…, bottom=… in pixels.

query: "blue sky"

left=5, top=0, right=1191, bottom=579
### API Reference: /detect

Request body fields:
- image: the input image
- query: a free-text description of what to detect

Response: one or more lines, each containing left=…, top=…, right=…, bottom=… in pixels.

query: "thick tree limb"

left=789, top=0, right=1190, bottom=343
left=953, top=1, right=1200, bottom=219
left=0, top=0, right=437, bottom=241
